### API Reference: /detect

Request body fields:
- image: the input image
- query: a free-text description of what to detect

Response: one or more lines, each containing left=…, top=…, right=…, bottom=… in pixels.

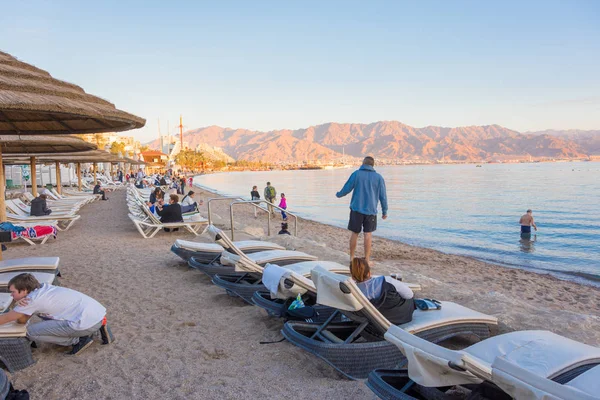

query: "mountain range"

left=146, top=122, right=600, bottom=163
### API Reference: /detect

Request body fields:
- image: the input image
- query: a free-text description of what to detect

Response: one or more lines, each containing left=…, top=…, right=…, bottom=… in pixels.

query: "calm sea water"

left=194, top=162, right=600, bottom=286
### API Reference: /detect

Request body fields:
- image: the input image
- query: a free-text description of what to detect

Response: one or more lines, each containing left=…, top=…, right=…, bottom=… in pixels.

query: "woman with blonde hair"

left=350, top=258, right=415, bottom=325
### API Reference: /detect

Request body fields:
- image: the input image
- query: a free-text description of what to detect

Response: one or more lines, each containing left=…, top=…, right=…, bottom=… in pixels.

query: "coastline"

left=193, top=182, right=600, bottom=346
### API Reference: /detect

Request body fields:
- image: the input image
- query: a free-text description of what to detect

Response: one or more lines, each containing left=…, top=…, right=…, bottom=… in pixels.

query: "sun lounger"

left=281, top=266, right=498, bottom=380
left=6, top=209, right=80, bottom=232
left=252, top=263, right=421, bottom=324
left=128, top=212, right=208, bottom=239
left=491, top=357, right=600, bottom=400
left=0, top=322, right=35, bottom=372
left=172, top=238, right=285, bottom=263
left=211, top=259, right=342, bottom=305
left=366, top=328, right=600, bottom=399
left=0, top=257, right=59, bottom=274
left=0, top=271, right=57, bottom=292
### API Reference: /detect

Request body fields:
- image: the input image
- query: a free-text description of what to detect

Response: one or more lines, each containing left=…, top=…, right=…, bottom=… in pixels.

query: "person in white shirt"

left=180, top=190, right=203, bottom=213
left=0, top=273, right=109, bottom=355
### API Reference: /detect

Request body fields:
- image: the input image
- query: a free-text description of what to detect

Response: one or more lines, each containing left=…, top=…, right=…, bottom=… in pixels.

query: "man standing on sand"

left=519, top=209, right=538, bottom=234
left=264, top=182, right=277, bottom=215
left=336, top=156, right=388, bottom=263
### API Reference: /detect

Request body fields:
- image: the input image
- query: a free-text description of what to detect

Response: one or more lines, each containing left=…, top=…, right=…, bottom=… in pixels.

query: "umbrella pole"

left=30, top=156, right=37, bottom=197
left=55, top=161, right=62, bottom=195
left=93, top=163, right=97, bottom=185
left=77, top=163, right=82, bottom=191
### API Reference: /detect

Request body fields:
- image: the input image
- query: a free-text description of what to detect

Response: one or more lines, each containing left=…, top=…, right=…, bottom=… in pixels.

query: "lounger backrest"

left=206, top=225, right=264, bottom=273
left=384, top=324, right=481, bottom=387
left=6, top=200, right=27, bottom=216
left=13, top=199, right=31, bottom=213
left=492, top=357, right=599, bottom=400
left=311, top=266, right=363, bottom=312
left=23, top=192, right=35, bottom=202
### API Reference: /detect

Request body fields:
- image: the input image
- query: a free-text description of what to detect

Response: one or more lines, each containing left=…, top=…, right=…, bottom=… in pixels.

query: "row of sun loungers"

left=126, top=185, right=209, bottom=238
left=0, top=257, right=61, bottom=372
left=2, top=188, right=100, bottom=247
left=169, top=225, right=600, bottom=399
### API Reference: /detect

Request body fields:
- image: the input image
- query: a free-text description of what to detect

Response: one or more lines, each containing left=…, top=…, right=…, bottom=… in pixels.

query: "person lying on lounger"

left=350, top=257, right=415, bottom=325
left=0, top=273, right=108, bottom=356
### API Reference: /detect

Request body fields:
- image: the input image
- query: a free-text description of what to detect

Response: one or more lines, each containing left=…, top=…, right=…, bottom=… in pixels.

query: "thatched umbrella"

left=0, top=50, right=145, bottom=258
left=0, top=51, right=145, bottom=135
left=0, top=135, right=96, bottom=217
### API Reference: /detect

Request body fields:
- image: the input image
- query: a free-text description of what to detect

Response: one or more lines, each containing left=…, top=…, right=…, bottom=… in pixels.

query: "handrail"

left=207, top=197, right=247, bottom=225
left=229, top=200, right=298, bottom=240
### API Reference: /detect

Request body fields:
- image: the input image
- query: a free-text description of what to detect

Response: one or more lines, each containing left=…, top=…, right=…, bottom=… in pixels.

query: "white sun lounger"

left=385, top=326, right=600, bottom=389
left=279, top=266, right=497, bottom=379
left=492, top=357, right=600, bottom=400
left=0, top=257, right=59, bottom=274
left=171, top=238, right=285, bottom=263
left=0, top=293, right=13, bottom=312
left=0, top=271, right=56, bottom=291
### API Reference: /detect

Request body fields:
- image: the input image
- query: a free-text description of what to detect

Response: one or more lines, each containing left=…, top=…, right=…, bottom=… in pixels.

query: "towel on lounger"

left=262, top=263, right=288, bottom=298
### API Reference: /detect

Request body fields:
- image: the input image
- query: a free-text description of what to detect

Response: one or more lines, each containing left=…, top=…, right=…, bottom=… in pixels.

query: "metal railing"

left=229, top=200, right=297, bottom=240
left=206, top=197, right=298, bottom=240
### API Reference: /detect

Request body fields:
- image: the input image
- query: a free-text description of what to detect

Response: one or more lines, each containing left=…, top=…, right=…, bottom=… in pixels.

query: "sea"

left=194, top=162, right=600, bottom=287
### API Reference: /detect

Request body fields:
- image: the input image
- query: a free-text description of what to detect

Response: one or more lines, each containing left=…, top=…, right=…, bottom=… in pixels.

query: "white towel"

left=262, top=263, right=288, bottom=298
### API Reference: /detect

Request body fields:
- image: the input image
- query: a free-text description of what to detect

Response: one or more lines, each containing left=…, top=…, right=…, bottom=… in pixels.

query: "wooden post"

left=77, top=163, right=82, bottom=191
left=55, top=161, right=62, bottom=194
left=30, top=156, right=37, bottom=197
left=93, top=163, right=97, bottom=185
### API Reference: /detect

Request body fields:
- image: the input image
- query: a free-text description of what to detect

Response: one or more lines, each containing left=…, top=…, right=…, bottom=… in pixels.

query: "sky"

left=2, top=0, right=599, bottom=143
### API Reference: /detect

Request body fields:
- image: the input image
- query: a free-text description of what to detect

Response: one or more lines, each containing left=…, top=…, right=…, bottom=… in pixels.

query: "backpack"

left=268, top=186, right=275, bottom=199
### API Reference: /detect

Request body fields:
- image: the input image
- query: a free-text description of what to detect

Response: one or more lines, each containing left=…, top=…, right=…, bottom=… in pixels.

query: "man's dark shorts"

left=521, top=225, right=531, bottom=234
left=348, top=210, right=377, bottom=233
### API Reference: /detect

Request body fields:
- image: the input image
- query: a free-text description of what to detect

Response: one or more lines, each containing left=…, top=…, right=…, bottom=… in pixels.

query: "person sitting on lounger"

left=350, top=257, right=415, bottom=325
left=93, top=183, right=108, bottom=200
left=30, top=194, right=52, bottom=216
left=0, top=273, right=108, bottom=356
left=156, top=194, right=183, bottom=232
left=180, top=190, right=203, bottom=213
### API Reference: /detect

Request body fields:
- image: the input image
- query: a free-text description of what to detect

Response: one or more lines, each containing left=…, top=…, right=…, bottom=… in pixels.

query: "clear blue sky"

left=2, top=0, right=599, bottom=142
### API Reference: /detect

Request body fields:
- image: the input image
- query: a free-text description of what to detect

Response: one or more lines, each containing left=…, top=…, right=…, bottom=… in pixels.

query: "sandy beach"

left=4, top=185, right=600, bottom=399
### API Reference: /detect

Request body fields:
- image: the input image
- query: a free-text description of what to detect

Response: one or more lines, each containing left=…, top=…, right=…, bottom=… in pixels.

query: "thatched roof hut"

left=0, top=51, right=145, bottom=134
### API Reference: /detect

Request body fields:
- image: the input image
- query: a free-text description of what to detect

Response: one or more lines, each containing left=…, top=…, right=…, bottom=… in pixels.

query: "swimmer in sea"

left=519, top=209, right=538, bottom=234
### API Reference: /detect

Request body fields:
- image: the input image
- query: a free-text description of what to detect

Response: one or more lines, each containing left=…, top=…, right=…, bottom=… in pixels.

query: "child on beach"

left=278, top=193, right=287, bottom=221
left=278, top=222, right=291, bottom=235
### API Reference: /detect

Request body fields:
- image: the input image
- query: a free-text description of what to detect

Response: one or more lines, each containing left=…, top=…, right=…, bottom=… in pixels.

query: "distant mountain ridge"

left=146, top=122, right=599, bottom=163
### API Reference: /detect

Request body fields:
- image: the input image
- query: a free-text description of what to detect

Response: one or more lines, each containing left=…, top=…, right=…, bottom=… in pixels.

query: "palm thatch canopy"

left=0, top=134, right=96, bottom=154
left=0, top=51, right=146, bottom=135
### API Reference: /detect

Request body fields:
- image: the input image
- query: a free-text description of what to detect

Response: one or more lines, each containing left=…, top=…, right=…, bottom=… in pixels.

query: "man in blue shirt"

left=336, top=156, right=388, bottom=262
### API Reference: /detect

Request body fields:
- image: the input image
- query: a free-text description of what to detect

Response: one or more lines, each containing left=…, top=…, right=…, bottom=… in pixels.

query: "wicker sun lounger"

left=0, top=322, right=35, bottom=372
left=173, top=238, right=284, bottom=264
left=211, top=260, right=346, bottom=305
left=366, top=328, right=600, bottom=400
left=281, top=266, right=498, bottom=380
left=252, top=264, right=421, bottom=324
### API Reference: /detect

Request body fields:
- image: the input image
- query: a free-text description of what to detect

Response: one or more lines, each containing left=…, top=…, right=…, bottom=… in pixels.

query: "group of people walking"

left=250, top=182, right=287, bottom=221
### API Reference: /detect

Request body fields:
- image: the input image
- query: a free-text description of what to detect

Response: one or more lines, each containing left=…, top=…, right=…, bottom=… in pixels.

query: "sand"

left=4, top=185, right=600, bottom=399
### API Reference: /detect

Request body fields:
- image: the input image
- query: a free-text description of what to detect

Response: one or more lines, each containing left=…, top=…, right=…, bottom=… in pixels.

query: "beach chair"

left=171, top=238, right=285, bottom=263
left=491, top=357, right=600, bottom=400
left=367, top=328, right=600, bottom=400
left=0, top=257, right=59, bottom=274
left=213, top=260, right=352, bottom=305
left=252, top=263, right=421, bottom=324
left=5, top=200, right=80, bottom=232
left=281, top=266, right=498, bottom=380
left=128, top=213, right=208, bottom=239
left=10, top=198, right=79, bottom=216
left=0, top=321, right=35, bottom=372
left=193, top=225, right=316, bottom=276
left=0, top=271, right=57, bottom=292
